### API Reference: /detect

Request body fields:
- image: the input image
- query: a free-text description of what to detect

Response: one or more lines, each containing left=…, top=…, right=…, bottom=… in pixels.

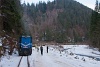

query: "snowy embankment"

left=48, top=45, right=100, bottom=67
left=0, top=45, right=100, bottom=67
left=62, top=45, right=100, bottom=60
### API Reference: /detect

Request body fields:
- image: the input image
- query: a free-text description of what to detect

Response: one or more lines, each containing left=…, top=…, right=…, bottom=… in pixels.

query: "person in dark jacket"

left=40, top=46, right=43, bottom=55
left=47, top=46, right=48, bottom=53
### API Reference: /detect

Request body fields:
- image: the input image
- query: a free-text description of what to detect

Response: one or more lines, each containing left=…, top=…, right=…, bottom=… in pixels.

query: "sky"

left=21, top=0, right=100, bottom=9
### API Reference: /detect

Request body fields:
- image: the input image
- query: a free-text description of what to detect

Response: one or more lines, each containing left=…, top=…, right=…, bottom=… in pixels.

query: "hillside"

left=22, top=0, right=92, bottom=43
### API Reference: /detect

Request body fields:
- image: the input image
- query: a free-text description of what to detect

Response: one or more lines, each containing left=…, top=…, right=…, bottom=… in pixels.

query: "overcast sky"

left=21, top=0, right=100, bottom=9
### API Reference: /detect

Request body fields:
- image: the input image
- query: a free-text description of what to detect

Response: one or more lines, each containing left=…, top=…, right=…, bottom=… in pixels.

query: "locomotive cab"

left=18, top=36, right=32, bottom=56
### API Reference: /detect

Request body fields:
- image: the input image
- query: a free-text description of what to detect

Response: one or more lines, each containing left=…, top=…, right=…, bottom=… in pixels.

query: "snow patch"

left=0, top=38, right=2, bottom=46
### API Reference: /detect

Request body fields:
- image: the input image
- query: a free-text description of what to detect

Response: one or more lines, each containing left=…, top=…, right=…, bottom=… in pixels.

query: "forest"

left=22, top=0, right=92, bottom=43
left=0, top=0, right=100, bottom=56
left=90, top=0, right=100, bottom=50
left=0, top=0, right=22, bottom=56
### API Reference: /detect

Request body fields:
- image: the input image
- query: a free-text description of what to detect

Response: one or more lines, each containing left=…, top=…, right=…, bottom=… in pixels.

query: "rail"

left=17, top=56, right=30, bottom=67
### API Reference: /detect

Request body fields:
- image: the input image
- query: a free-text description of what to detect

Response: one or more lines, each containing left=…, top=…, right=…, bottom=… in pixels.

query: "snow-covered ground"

left=0, top=39, right=2, bottom=46
left=0, top=45, right=100, bottom=67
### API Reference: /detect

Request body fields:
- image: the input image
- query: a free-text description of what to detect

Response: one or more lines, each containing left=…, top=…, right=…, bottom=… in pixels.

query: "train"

left=18, top=36, right=32, bottom=56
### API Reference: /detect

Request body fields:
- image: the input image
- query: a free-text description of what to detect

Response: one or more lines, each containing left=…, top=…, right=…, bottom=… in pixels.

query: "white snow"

left=0, top=45, right=100, bottom=67
left=19, top=56, right=28, bottom=67
left=0, top=38, right=2, bottom=46
left=0, top=43, right=2, bottom=46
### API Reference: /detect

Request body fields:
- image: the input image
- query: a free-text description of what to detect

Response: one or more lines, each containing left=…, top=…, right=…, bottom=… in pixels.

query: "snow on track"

left=19, top=56, right=28, bottom=67
left=17, top=56, right=30, bottom=67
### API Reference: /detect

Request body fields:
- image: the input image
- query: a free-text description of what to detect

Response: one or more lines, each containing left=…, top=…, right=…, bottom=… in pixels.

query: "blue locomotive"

left=18, top=36, right=32, bottom=56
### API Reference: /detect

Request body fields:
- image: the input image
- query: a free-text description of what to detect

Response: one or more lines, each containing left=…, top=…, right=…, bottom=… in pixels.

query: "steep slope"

left=22, top=0, right=92, bottom=43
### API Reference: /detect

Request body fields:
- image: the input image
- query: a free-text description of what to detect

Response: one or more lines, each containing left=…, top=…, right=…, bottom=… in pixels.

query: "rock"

left=74, top=56, right=79, bottom=59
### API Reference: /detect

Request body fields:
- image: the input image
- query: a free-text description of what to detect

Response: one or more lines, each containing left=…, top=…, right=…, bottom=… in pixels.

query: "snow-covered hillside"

left=0, top=45, right=100, bottom=67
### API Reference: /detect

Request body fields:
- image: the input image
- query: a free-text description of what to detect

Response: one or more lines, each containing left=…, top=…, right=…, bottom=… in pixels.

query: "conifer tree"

left=90, top=0, right=100, bottom=49
left=0, top=0, right=22, bottom=55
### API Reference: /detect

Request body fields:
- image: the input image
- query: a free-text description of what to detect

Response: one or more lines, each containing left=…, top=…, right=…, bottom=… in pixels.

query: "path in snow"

left=31, top=46, right=73, bottom=67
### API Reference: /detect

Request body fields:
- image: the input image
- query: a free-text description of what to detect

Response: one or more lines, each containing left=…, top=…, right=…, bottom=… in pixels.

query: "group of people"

left=39, top=46, right=48, bottom=55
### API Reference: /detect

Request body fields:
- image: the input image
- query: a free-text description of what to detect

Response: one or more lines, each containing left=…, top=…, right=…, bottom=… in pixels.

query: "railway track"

left=17, top=56, right=30, bottom=67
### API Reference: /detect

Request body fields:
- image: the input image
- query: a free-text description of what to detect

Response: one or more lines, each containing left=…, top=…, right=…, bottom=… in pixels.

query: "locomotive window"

left=21, top=37, right=32, bottom=44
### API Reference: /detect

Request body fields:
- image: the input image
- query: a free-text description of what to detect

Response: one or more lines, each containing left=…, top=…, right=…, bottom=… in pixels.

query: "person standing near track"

left=40, top=45, right=43, bottom=55
left=47, top=46, right=48, bottom=53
